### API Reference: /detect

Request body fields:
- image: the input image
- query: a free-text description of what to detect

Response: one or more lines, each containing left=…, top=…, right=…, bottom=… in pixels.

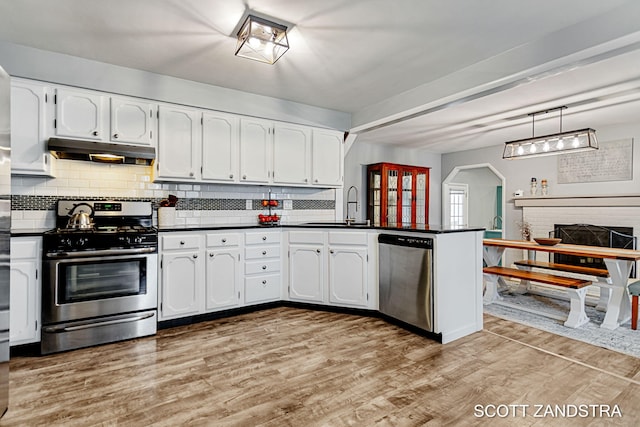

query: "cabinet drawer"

left=245, top=245, right=280, bottom=260
left=206, top=233, right=240, bottom=248
left=328, top=231, right=368, bottom=246
left=245, top=273, right=281, bottom=304
left=245, top=259, right=280, bottom=275
left=288, top=230, right=324, bottom=244
left=161, top=234, right=201, bottom=250
left=245, top=231, right=281, bottom=245
left=11, top=239, right=40, bottom=259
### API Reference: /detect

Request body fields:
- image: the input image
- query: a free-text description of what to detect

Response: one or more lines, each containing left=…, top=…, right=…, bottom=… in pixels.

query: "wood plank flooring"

left=2, top=307, right=640, bottom=426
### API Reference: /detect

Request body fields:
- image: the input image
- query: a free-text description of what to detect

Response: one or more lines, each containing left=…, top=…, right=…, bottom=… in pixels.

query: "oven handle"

left=45, top=247, right=157, bottom=258
left=42, top=311, right=156, bottom=333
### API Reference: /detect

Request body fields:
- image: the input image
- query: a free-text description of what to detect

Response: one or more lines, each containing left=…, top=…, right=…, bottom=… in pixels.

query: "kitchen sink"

left=302, top=221, right=371, bottom=228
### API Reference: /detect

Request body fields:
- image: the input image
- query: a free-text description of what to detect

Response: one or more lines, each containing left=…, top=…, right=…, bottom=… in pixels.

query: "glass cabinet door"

left=368, top=168, right=382, bottom=226
left=366, top=163, right=429, bottom=227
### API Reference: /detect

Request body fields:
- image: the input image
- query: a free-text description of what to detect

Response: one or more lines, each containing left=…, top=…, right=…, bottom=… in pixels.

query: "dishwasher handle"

left=378, top=234, right=433, bottom=249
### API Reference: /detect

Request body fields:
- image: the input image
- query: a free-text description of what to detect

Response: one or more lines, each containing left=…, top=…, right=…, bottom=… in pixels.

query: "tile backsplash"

left=11, top=159, right=337, bottom=229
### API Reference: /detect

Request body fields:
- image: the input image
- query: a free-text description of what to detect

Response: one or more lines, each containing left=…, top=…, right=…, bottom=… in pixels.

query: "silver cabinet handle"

left=262, top=250, right=267, bottom=255
left=229, top=174, right=234, bottom=179
left=113, top=133, right=119, bottom=139
left=222, top=238, right=227, bottom=243
left=92, top=131, right=99, bottom=136
left=180, top=241, right=185, bottom=245
left=189, top=172, right=194, bottom=177
left=262, top=236, right=267, bottom=241
left=262, top=280, right=267, bottom=285
left=193, top=254, right=198, bottom=258
left=330, top=249, right=334, bottom=254
left=316, top=249, right=321, bottom=253
left=304, top=178, right=308, bottom=182
left=262, top=265, right=267, bottom=270
left=209, top=253, right=214, bottom=257
left=314, top=179, right=318, bottom=183
left=242, top=175, right=247, bottom=179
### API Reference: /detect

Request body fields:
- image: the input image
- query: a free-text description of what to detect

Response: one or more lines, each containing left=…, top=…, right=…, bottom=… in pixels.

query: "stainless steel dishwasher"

left=378, top=234, right=434, bottom=333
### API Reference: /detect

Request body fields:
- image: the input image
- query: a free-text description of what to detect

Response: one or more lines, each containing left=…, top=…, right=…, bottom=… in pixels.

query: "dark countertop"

left=11, top=228, right=51, bottom=237
left=11, top=223, right=485, bottom=236
left=158, top=223, right=485, bottom=234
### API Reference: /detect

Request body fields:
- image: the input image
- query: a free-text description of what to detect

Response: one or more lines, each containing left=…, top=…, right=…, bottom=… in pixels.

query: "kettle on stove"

left=66, top=203, right=95, bottom=229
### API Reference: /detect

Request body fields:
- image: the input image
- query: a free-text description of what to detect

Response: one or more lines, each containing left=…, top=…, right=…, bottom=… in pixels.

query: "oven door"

left=43, top=253, right=157, bottom=324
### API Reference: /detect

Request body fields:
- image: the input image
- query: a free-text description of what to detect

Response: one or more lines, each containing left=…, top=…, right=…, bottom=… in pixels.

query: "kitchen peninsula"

left=156, top=222, right=485, bottom=344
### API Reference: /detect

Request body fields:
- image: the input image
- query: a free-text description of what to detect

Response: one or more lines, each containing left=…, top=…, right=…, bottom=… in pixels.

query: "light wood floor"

left=2, top=307, right=640, bottom=426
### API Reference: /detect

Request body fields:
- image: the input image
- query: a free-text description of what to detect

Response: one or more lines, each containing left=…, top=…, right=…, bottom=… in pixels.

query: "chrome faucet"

left=346, top=186, right=358, bottom=224
left=491, top=215, right=503, bottom=230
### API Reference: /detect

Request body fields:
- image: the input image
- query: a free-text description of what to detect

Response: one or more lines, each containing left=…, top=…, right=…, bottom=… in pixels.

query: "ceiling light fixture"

left=503, top=106, right=598, bottom=159
left=235, top=15, right=289, bottom=64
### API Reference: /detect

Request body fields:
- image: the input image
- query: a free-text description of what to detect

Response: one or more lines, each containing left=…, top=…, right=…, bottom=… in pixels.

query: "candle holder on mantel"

left=541, top=179, right=548, bottom=196
left=530, top=177, right=538, bottom=196
left=258, top=192, right=280, bottom=226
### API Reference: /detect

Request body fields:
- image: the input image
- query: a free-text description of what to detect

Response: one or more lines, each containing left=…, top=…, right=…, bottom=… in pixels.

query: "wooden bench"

left=513, top=260, right=609, bottom=278
left=513, top=259, right=613, bottom=311
left=483, top=266, right=592, bottom=327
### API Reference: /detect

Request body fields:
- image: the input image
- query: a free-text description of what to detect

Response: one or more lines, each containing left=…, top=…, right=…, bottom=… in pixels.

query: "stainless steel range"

left=41, top=200, right=158, bottom=354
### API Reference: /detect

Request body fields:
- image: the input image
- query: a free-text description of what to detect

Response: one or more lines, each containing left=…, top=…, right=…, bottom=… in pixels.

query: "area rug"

left=483, top=291, right=640, bottom=359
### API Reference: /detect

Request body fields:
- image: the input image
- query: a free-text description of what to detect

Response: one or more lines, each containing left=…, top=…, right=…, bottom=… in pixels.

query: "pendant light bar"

left=503, top=106, right=598, bottom=159
left=503, top=128, right=598, bottom=159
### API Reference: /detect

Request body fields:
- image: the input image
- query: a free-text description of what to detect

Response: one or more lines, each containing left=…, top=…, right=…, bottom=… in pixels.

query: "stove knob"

left=61, top=237, right=73, bottom=248
left=76, top=238, right=88, bottom=248
left=135, top=236, right=143, bottom=244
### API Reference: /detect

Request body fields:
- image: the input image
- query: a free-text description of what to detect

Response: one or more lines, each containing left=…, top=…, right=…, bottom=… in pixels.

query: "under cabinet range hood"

left=47, top=138, right=156, bottom=165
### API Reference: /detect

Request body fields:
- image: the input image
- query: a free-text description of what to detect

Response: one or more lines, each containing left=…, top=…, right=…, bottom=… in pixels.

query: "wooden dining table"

left=483, top=238, right=640, bottom=330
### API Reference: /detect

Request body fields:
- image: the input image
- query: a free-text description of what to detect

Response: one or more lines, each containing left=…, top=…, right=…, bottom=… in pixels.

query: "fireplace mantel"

left=513, top=194, right=640, bottom=207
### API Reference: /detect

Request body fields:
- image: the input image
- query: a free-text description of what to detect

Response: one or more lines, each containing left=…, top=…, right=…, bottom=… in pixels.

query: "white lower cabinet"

left=159, top=233, right=204, bottom=320
left=286, top=230, right=371, bottom=308
left=10, top=237, right=42, bottom=346
left=328, top=246, right=368, bottom=307
left=288, top=240, right=325, bottom=303
left=205, top=232, right=242, bottom=310
left=244, top=231, right=281, bottom=304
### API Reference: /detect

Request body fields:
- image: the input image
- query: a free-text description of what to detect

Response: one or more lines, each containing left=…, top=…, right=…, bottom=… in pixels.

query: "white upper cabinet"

left=54, top=88, right=107, bottom=140
left=157, top=104, right=200, bottom=180
left=201, top=111, right=239, bottom=182
left=272, top=123, right=311, bottom=185
left=110, top=96, right=156, bottom=145
left=312, top=129, right=344, bottom=187
left=239, top=117, right=272, bottom=183
left=11, top=80, right=54, bottom=176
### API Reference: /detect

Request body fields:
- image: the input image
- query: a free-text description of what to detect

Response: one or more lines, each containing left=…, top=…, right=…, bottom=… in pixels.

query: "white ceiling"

left=1, top=0, right=640, bottom=153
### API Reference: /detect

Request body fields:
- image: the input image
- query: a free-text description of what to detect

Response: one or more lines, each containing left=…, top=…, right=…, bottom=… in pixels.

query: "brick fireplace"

left=512, top=194, right=640, bottom=274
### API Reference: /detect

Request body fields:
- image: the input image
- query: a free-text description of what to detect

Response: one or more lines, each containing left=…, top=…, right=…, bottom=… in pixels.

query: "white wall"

left=344, top=141, right=442, bottom=225
left=450, top=168, right=501, bottom=229
left=442, top=123, right=640, bottom=240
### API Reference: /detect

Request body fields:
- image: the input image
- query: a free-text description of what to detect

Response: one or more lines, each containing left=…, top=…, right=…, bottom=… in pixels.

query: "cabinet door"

left=11, top=81, right=53, bottom=176
left=55, top=88, right=106, bottom=140
left=202, top=111, right=239, bottom=182
left=10, top=237, right=41, bottom=346
left=288, top=244, right=324, bottom=303
left=239, top=118, right=271, bottom=183
left=273, top=123, right=311, bottom=185
left=329, top=246, right=368, bottom=307
left=157, top=104, right=200, bottom=180
left=312, top=129, right=343, bottom=186
left=10, top=261, right=39, bottom=345
left=205, top=248, right=241, bottom=311
left=160, top=251, right=203, bottom=319
left=110, top=96, right=156, bottom=145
